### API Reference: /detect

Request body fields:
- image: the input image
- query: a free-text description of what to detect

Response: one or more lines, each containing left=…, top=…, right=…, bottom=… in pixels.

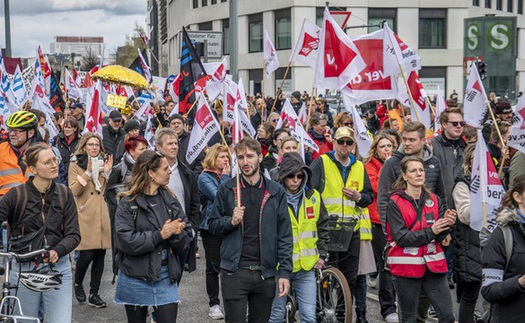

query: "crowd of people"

left=0, top=88, right=524, bottom=323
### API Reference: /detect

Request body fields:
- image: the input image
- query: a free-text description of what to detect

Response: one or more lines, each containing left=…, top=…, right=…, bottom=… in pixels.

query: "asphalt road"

left=71, top=242, right=468, bottom=323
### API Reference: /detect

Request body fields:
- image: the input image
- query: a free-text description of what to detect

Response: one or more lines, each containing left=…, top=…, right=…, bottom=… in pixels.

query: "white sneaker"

left=384, top=312, right=399, bottom=323
left=366, top=275, right=377, bottom=289
left=209, top=305, right=225, bottom=320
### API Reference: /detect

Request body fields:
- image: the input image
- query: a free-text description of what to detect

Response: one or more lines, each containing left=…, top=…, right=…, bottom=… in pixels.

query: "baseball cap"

left=109, top=110, right=123, bottom=121
left=334, top=126, right=355, bottom=140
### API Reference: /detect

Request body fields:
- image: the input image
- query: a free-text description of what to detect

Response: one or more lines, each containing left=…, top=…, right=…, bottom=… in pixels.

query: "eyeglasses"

left=343, top=123, right=353, bottom=127
left=448, top=121, right=466, bottom=127
left=336, top=139, right=354, bottom=146
left=43, top=157, right=60, bottom=168
left=8, top=128, right=25, bottom=134
left=271, top=119, right=278, bottom=123
left=286, top=173, right=304, bottom=180
left=86, top=143, right=100, bottom=148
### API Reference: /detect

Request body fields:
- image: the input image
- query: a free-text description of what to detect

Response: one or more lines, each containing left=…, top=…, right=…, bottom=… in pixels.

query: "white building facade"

left=165, top=0, right=525, bottom=101
left=50, top=36, right=105, bottom=58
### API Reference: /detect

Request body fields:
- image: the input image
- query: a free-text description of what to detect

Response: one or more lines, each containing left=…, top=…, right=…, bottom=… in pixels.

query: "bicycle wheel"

left=283, top=293, right=297, bottom=323
left=316, top=267, right=352, bottom=323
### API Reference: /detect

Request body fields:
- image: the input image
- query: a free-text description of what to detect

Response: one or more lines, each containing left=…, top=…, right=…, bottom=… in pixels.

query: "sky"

left=0, top=0, right=147, bottom=58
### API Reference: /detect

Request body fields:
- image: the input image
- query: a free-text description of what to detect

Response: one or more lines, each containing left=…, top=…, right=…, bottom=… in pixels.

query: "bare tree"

left=115, top=22, right=147, bottom=67
left=81, top=47, right=100, bottom=71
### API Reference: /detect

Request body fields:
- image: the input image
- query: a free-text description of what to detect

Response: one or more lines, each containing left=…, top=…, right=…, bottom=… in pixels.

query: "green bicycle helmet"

left=6, top=111, right=38, bottom=130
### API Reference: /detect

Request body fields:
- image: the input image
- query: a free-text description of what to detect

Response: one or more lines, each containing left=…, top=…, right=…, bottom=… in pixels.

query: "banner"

left=508, top=95, right=525, bottom=153
left=277, top=99, right=319, bottom=152
left=343, top=29, right=398, bottom=106
left=83, top=80, right=103, bottom=138
left=49, top=70, right=65, bottom=111
left=289, top=19, right=321, bottom=68
left=463, top=61, right=488, bottom=127
left=469, top=129, right=503, bottom=232
left=186, top=93, right=220, bottom=164
left=314, top=8, right=366, bottom=90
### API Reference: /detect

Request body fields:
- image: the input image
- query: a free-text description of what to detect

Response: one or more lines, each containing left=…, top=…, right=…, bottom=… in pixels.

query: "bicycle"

left=0, top=246, right=56, bottom=323
left=283, top=265, right=352, bottom=323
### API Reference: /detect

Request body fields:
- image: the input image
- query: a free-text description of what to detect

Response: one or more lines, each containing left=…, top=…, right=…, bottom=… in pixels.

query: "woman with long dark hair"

left=53, top=116, right=80, bottom=183
left=114, top=150, right=192, bottom=323
left=386, top=156, right=456, bottom=322
left=481, top=174, right=525, bottom=322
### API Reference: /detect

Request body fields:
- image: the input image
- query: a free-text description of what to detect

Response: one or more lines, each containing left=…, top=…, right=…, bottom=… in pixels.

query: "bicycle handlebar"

left=0, top=246, right=51, bottom=262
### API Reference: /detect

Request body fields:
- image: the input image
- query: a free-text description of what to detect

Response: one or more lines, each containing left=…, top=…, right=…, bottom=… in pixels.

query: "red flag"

left=84, top=81, right=103, bottom=138
left=314, top=8, right=366, bottom=90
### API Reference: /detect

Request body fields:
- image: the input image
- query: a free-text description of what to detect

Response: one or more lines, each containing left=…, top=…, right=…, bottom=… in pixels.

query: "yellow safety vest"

left=319, top=154, right=371, bottom=239
left=289, top=190, right=322, bottom=272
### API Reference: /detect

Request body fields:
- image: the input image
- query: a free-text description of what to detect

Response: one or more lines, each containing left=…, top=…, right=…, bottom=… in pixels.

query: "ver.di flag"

left=463, top=61, right=488, bottom=127
left=65, top=68, right=83, bottom=101
left=84, top=80, right=104, bottom=138
left=343, top=93, right=372, bottom=156
left=383, top=22, right=421, bottom=77
left=343, top=29, right=398, bottom=106
left=508, top=95, right=525, bottom=153
left=276, top=99, right=319, bottom=152
left=314, top=8, right=366, bottom=90
left=186, top=93, right=220, bottom=164
left=469, top=129, right=503, bottom=233
left=405, top=71, right=431, bottom=129
left=289, top=19, right=320, bottom=68
left=264, top=30, right=280, bottom=79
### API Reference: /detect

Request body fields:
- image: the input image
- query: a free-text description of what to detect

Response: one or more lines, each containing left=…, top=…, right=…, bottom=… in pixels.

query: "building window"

left=274, top=67, right=292, bottom=93
left=192, top=0, right=198, bottom=8
left=199, top=21, right=213, bottom=31
left=508, top=0, right=514, bottom=12
left=249, top=69, right=263, bottom=96
left=211, top=0, right=217, bottom=4
left=519, top=0, right=523, bottom=13
left=223, top=19, right=230, bottom=55
left=202, top=0, right=207, bottom=6
left=368, top=8, right=396, bottom=33
left=221, top=0, right=227, bottom=2
left=249, top=13, right=263, bottom=53
left=275, top=9, right=291, bottom=50
left=496, top=0, right=502, bottom=9
left=419, top=9, right=446, bottom=49
left=485, top=0, right=491, bottom=8
left=473, top=0, right=480, bottom=5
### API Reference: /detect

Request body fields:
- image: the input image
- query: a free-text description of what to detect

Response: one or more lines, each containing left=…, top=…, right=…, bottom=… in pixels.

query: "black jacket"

left=114, top=187, right=192, bottom=283
left=452, top=175, right=482, bottom=283
left=378, top=145, right=447, bottom=229
left=481, top=207, right=525, bottom=323
left=430, top=134, right=466, bottom=207
left=0, top=179, right=80, bottom=258
left=52, top=133, right=79, bottom=183
left=102, top=125, right=126, bottom=164
left=208, top=177, right=293, bottom=279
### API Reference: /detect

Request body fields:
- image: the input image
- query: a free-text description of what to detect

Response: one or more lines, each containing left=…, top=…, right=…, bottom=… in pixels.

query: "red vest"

left=386, top=193, right=447, bottom=278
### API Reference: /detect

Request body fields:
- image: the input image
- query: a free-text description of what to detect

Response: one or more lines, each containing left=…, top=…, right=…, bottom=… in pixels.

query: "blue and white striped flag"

left=11, top=65, right=27, bottom=106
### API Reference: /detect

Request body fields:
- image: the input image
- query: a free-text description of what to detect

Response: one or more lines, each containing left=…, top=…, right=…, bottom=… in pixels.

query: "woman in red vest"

left=386, top=156, right=456, bottom=323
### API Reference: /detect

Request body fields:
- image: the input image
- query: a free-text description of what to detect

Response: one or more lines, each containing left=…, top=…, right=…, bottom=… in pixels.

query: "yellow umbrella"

left=91, top=65, right=150, bottom=90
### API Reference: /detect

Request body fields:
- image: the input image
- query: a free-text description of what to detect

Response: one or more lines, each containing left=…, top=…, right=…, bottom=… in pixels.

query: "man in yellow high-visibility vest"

left=269, top=152, right=329, bottom=323
left=310, top=127, right=374, bottom=319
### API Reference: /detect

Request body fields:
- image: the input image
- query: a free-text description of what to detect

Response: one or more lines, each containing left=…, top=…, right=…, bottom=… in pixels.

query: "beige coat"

left=69, top=159, right=111, bottom=250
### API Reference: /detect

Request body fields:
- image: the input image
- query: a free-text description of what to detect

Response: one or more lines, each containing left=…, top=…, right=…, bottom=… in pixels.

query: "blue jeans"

left=269, top=270, right=317, bottom=323
left=10, top=256, right=73, bottom=323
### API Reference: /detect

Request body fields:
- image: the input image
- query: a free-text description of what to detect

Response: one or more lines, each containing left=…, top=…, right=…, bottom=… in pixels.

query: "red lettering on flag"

left=299, top=33, right=319, bottom=57
left=195, top=103, right=212, bottom=129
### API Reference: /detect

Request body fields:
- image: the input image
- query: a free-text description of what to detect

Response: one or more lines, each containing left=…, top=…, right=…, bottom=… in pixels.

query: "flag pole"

left=235, top=160, right=241, bottom=207
left=182, top=96, right=203, bottom=120
left=261, top=59, right=266, bottom=124
left=270, top=61, right=292, bottom=114
left=305, top=87, right=316, bottom=131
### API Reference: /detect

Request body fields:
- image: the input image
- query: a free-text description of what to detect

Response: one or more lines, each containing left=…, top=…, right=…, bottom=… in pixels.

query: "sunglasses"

left=343, top=122, right=353, bottom=127
left=271, top=119, right=278, bottom=123
left=448, top=121, right=466, bottom=127
left=286, top=173, right=304, bottom=180
left=336, top=139, right=354, bottom=146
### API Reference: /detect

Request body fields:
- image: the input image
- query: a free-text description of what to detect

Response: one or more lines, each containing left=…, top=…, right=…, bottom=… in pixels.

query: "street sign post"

left=185, top=31, right=223, bottom=59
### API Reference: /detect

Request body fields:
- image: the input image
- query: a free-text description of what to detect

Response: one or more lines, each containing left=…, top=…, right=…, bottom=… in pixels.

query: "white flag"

left=343, top=94, right=372, bottom=156
left=264, top=30, right=280, bottom=79
left=508, top=95, right=525, bottom=153
left=65, top=68, right=83, bottom=101
left=186, top=93, right=220, bottom=164
left=314, top=8, right=366, bottom=90
left=203, top=57, right=228, bottom=102
left=463, top=61, right=488, bottom=127
left=222, top=81, right=237, bottom=124
left=383, top=22, right=421, bottom=77
left=434, top=86, right=448, bottom=136
left=11, top=65, right=27, bottom=106
left=277, top=99, right=319, bottom=152
left=289, top=19, right=321, bottom=68
left=470, top=129, right=503, bottom=232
